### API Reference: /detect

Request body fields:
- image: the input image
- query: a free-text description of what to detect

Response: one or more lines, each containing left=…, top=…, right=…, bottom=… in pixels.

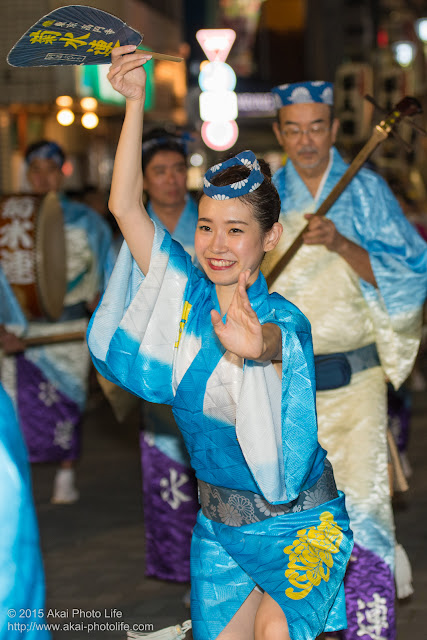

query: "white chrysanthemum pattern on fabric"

left=273, top=94, right=282, bottom=108
left=253, top=494, right=287, bottom=517
left=212, top=194, right=230, bottom=200
left=228, top=494, right=255, bottom=521
left=217, top=501, right=242, bottom=526
left=249, top=182, right=261, bottom=192
left=230, top=179, right=249, bottom=190
left=289, top=87, right=313, bottom=103
left=321, top=87, right=333, bottom=105
left=240, top=157, right=254, bottom=169
left=312, top=81, right=326, bottom=87
left=203, top=177, right=210, bottom=188
left=210, top=163, right=222, bottom=173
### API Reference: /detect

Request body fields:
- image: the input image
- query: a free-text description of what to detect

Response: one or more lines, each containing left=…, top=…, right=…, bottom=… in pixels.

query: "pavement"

left=31, top=374, right=427, bottom=639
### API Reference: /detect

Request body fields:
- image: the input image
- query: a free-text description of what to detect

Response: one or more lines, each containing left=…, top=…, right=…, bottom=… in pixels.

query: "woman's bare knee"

left=254, top=593, right=290, bottom=640
left=216, top=589, right=262, bottom=640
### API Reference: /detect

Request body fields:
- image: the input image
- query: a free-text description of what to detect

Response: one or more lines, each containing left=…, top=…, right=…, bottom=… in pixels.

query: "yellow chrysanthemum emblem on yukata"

left=175, top=301, right=192, bottom=348
left=283, top=511, right=343, bottom=600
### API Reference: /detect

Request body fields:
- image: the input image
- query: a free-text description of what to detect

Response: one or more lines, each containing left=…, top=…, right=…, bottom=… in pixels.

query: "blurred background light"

left=392, top=41, right=416, bottom=67
left=415, top=18, right=427, bottom=44
left=80, top=97, right=98, bottom=111
left=81, top=112, right=99, bottom=129
left=190, top=153, right=204, bottom=167
left=56, top=95, right=73, bottom=108
left=56, top=108, right=75, bottom=126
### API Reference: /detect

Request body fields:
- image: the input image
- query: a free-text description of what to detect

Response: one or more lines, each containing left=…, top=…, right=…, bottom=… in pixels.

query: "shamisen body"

left=87, top=45, right=353, bottom=640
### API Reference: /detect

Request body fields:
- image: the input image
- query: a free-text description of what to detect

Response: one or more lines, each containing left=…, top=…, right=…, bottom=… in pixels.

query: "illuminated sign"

left=201, top=121, right=239, bottom=152
left=198, top=61, right=236, bottom=92
left=196, top=29, right=236, bottom=62
left=199, top=91, right=238, bottom=122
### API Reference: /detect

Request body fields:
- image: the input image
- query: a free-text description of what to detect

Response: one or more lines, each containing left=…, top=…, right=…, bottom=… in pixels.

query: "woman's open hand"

left=107, top=45, right=152, bottom=102
left=211, top=270, right=265, bottom=360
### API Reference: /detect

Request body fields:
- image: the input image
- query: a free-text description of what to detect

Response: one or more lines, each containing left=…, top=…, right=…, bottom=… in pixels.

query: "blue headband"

left=203, top=151, right=264, bottom=200
left=25, top=142, right=65, bottom=168
left=142, top=133, right=192, bottom=157
left=271, top=81, right=334, bottom=108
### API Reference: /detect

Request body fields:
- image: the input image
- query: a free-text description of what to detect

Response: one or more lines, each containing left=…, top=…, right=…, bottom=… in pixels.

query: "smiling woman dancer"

left=87, top=46, right=353, bottom=640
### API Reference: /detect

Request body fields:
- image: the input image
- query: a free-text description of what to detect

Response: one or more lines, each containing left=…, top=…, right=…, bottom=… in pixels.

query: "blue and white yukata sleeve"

left=236, top=295, right=326, bottom=504
left=352, top=172, right=427, bottom=388
left=87, top=221, right=194, bottom=405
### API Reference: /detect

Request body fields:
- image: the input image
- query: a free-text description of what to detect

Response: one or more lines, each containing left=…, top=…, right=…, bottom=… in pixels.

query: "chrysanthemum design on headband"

left=271, top=81, right=334, bottom=108
left=203, top=150, right=265, bottom=200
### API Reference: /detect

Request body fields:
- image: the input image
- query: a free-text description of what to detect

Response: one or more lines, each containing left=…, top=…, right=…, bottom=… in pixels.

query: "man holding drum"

left=1, top=140, right=113, bottom=504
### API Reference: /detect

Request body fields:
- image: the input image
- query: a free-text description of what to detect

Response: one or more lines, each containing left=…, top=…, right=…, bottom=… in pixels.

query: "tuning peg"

left=363, top=95, right=387, bottom=113
left=403, top=118, right=427, bottom=136
left=389, top=130, right=414, bottom=153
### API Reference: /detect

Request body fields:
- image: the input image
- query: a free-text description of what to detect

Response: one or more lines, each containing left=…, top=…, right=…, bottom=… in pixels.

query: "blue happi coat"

left=87, top=222, right=353, bottom=640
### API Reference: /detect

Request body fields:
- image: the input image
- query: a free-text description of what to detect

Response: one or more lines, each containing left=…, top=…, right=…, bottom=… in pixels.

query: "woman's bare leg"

left=216, top=589, right=263, bottom=640
left=212, top=587, right=328, bottom=640
left=254, top=592, right=290, bottom=640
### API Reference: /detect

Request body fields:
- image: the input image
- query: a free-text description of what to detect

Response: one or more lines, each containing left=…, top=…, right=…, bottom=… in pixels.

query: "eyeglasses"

left=281, top=124, right=331, bottom=140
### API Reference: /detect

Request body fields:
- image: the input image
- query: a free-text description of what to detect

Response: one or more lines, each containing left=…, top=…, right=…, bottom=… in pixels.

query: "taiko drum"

left=0, top=192, right=66, bottom=320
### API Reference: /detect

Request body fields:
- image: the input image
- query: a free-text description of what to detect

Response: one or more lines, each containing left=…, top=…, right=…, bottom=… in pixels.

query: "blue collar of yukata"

left=25, top=142, right=65, bottom=168
left=203, top=151, right=265, bottom=200
left=271, top=81, right=334, bottom=109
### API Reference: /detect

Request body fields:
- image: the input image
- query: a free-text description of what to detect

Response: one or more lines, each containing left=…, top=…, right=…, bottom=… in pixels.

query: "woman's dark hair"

left=142, top=128, right=187, bottom=171
left=206, top=157, right=281, bottom=234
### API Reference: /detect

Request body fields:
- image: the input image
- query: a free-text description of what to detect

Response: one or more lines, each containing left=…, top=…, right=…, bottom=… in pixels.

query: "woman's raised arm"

left=107, top=45, right=154, bottom=274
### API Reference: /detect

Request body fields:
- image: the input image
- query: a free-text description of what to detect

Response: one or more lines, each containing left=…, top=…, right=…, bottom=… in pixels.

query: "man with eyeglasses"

left=267, top=81, right=427, bottom=640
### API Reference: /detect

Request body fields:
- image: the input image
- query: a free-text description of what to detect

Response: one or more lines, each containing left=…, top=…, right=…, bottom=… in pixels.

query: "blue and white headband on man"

left=203, top=150, right=264, bottom=200
left=141, top=132, right=192, bottom=156
left=271, top=81, right=334, bottom=109
left=25, top=142, right=65, bottom=168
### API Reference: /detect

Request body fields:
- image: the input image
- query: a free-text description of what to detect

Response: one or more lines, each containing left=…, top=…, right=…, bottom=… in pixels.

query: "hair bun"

left=258, top=158, right=272, bottom=181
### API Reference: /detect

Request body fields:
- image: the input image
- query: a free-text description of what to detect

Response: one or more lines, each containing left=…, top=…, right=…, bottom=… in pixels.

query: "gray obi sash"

left=198, top=459, right=338, bottom=526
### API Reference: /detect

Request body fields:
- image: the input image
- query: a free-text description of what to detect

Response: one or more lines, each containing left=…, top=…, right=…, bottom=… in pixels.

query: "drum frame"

left=0, top=192, right=66, bottom=320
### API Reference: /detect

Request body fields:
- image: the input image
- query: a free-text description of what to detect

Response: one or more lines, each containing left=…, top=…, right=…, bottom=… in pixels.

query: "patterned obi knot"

left=198, top=460, right=338, bottom=527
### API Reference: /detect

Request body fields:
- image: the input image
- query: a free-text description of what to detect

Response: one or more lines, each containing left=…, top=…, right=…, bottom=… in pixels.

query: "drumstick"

left=140, top=49, right=183, bottom=63
left=22, top=331, right=87, bottom=348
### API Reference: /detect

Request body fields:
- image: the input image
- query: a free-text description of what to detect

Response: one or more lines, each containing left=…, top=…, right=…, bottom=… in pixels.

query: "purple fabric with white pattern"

left=16, top=354, right=81, bottom=463
left=140, top=433, right=198, bottom=582
left=326, top=542, right=396, bottom=640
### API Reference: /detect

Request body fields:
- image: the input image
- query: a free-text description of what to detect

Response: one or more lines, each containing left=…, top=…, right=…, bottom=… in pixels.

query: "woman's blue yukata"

left=87, top=221, right=353, bottom=640
left=0, top=267, right=49, bottom=638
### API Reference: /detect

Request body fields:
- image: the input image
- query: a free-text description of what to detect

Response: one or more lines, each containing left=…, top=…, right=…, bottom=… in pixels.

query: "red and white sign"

left=196, top=29, right=236, bottom=62
left=201, top=121, right=239, bottom=152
